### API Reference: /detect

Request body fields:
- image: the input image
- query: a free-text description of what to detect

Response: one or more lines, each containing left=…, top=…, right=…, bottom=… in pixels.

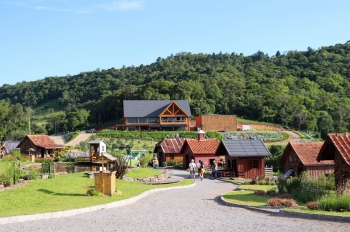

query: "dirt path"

left=265, top=130, right=301, bottom=146
left=49, top=133, right=91, bottom=147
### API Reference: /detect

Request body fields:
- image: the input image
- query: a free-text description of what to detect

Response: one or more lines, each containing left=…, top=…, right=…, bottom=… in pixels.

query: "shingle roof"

left=185, top=139, right=219, bottom=154
left=19, top=135, right=64, bottom=149
left=3, top=141, right=20, bottom=153
left=322, top=133, right=350, bottom=165
left=123, top=100, right=191, bottom=117
left=222, top=140, right=271, bottom=157
left=289, top=142, right=333, bottom=165
left=156, top=138, right=185, bottom=154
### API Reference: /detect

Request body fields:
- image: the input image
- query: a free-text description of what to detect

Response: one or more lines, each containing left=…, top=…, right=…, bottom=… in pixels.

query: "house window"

left=147, top=117, right=158, bottom=123
left=252, top=160, right=258, bottom=169
left=127, top=118, right=138, bottom=123
left=139, top=118, right=147, bottom=123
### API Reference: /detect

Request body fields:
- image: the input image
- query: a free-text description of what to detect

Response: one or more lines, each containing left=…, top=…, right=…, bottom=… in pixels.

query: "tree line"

left=1, top=42, right=350, bottom=140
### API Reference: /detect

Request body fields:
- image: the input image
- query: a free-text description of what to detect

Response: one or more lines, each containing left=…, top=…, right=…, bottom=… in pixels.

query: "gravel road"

left=3, top=169, right=350, bottom=232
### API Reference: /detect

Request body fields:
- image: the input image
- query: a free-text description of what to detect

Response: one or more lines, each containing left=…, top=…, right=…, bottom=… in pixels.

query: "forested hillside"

left=1, top=42, right=350, bottom=140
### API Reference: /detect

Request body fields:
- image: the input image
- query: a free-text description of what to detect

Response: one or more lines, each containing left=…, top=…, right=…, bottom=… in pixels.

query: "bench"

left=218, top=171, right=234, bottom=178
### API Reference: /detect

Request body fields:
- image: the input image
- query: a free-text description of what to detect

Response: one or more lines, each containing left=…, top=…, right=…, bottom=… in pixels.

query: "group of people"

left=189, top=159, right=218, bottom=180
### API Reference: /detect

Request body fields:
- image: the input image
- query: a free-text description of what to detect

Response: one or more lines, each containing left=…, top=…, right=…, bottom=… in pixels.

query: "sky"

left=1, top=0, right=349, bottom=86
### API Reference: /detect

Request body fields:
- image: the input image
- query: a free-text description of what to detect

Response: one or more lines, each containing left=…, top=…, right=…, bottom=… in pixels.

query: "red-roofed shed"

left=317, top=133, right=350, bottom=194
left=154, top=138, right=185, bottom=165
left=280, top=142, right=333, bottom=179
left=180, top=130, right=220, bottom=169
left=17, top=135, right=64, bottom=159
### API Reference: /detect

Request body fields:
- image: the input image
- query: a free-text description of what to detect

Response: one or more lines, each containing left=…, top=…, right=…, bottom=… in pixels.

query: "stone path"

left=2, top=169, right=350, bottom=232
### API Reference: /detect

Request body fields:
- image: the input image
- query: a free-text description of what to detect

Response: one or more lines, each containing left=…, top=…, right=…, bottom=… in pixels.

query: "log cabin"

left=119, top=100, right=192, bottom=131
left=154, top=138, right=185, bottom=166
left=280, top=142, right=333, bottom=178
left=215, top=139, right=271, bottom=179
left=317, top=133, right=350, bottom=194
left=16, top=135, right=64, bottom=159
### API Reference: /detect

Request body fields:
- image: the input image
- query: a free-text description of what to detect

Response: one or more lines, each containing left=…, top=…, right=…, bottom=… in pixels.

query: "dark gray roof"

left=222, top=140, right=271, bottom=157
left=123, top=100, right=191, bottom=117
left=3, top=141, right=20, bottom=153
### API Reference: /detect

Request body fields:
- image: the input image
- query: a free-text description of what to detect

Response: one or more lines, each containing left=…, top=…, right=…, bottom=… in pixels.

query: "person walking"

left=211, top=160, right=218, bottom=180
left=189, top=159, right=196, bottom=180
left=198, top=160, right=205, bottom=181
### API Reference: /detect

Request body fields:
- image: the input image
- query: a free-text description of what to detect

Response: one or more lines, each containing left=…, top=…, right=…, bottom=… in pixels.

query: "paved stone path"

left=2, top=169, right=350, bottom=232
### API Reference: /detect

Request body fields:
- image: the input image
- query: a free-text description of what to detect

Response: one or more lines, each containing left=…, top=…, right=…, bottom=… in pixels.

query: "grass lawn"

left=0, top=173, right=192, bottom=217
left=125, top=168, right=162, bottom=178
left=284, top=207, right=350, bottom=217
left=223, top=190, right=270, bottom=206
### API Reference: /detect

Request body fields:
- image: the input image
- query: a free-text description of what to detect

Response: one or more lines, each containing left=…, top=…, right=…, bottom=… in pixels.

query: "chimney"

left=198, top=129, right=206, bottom=141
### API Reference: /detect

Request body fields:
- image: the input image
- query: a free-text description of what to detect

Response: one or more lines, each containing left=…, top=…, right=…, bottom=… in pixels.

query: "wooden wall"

left=304, top=166, right=334, bottom=179
left=226, top=156, right=265, bottom=179
left=334, top=151, right=350, bottom=194
left=165, top=154, right=183, bottom=163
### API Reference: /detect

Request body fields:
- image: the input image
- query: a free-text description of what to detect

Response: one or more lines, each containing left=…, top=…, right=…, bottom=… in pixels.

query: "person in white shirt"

left=189, top=159, right=196, bottom=180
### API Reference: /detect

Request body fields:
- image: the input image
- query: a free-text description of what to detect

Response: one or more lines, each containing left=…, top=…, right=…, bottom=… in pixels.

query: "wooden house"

left=119, top=100, right=192, bottom=131
left=215, top=140, right=271, bottom=179
left=280, top=142, right=333, bottom=178
left=196, top=115, right=237, bottom=131
left=2, top=141, right=20, bottom=154
left=16, top=135, right=64, bottom=158
left=88, top=140, right=107, bottom=162
left=154, top=138, right=185, bottom=166
left=317, top=133, right=350, bottom=194
left=180, top=130, right=220, bottom=169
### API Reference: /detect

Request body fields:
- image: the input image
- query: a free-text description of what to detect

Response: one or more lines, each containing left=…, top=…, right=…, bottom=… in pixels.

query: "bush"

left=254, top=190, right=267, bottom=196
left=306, top=201, right=319, bottom=210
left=86, top=188, right=101, bottom=196
left=319, top=195, right=350, bottom=212
left=139, top=154, right=153, bottom=168
left=41, top=158, right=54, bottom=174
left=28, top=168, right=41, bottom=180
left=267, top=198, right=297, bottom=207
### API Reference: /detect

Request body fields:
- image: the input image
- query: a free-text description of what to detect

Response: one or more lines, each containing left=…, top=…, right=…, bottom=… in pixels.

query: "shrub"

left=279, top=193, right=292, bottom=199
left=86, top=188, right=101, bottom=196
left=2, top=156, right=16, bottom=161
left=267, top=198, right=297, bottom=207
left=41, top=158, right=54, bottom=174
left=139, top=154, right=153, bottom=168
left=28, top=168, right=41, bottom=180
left=319, top=195, right=350, bottom=212
left=306, top=201, right=319, bottom=210
left=254, top=190, right=267, bottom=196
left=112, top=156, right=129, bottom=179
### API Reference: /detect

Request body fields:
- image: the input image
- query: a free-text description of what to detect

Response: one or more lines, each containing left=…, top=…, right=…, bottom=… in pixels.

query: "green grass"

left=223, top=190, right=270, bottom=206
left=0, top=161, right=12, bottom=175
left=240, top=185, right=277, bottom=191
left=125, top=168, right=162, bottom=178
left=0, top=173, right=192, bottom=217
left=284, top=207, right=350, bottom=217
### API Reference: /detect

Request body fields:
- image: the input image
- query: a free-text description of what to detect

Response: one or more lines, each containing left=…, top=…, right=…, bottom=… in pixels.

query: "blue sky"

left=1, top=0, right=349, bottom=86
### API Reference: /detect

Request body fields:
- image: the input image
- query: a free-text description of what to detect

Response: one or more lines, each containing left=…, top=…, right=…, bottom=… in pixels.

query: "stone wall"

left=134, top=170, right=169, bottom=183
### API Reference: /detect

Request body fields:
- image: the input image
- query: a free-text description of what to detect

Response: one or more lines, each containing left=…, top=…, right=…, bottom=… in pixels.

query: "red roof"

left=185, top=138, right=219, bottom=154
left=24, top=135, right=64, bottom=149
left=325, top=133, right=350, bottom=165
left=156, top=138, right=185, bottom=154
left=290, top=142, right=333, bottom=165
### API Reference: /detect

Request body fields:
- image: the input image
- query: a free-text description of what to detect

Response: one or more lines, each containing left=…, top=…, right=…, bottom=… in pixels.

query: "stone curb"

left=220, top=196, right=350, bottom=223
left=0, top=182, right=196, bottom=225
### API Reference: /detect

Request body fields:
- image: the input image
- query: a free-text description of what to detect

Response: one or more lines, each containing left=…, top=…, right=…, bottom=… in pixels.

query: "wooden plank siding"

left=236, top=157, right=265, bottom=179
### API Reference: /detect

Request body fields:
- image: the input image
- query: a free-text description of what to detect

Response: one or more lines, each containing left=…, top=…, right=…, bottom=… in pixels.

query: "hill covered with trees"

left=1, top=42, right=350, bottom=140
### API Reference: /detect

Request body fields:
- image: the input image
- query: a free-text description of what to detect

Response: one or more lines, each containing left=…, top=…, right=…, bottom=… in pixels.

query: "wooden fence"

left=265, top=165, right=273, bottom=177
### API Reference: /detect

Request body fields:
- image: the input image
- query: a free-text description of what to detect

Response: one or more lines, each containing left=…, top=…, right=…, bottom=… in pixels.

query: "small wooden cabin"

left=88, top=140, right=107, bottom=162
left=280, top=142, right=333, bottom=178
left=17, top=135, right=64, bottom=158
left=180, top=130, right=220, bottom=169
left=215, top=140, right=271, bottom=179
left=317, top=133, right=350, bottom=194
left=154, top=138, right=185, bottom=166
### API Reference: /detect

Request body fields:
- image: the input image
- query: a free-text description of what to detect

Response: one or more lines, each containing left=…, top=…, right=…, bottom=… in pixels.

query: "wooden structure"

left=119, top=100, right=192, bottom=131
left=16, top=135, right=64, bottom=158
left=26, top=148, right=36, bottom=162
left=280, top=142, right=333, bottom=178
left=317, top=133, right=350, bottom=194
left=0, top=146, right=5, bottom=159
left=196, top=115, right=237, bottom=131
left=93, top=154, right=117, bottom=196
left=154, top=138, right=185, bottom=166
left=2, top=141, right=20, bottom=154
left=215, top=140, right=271, bottom=179
left=88, top=140, right=107, bottom=162
left=180, top=130, right=220, bottom=169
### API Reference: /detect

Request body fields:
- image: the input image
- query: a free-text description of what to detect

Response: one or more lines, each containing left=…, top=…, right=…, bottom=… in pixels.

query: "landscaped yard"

left=0, top=172, right=192, bottom=217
